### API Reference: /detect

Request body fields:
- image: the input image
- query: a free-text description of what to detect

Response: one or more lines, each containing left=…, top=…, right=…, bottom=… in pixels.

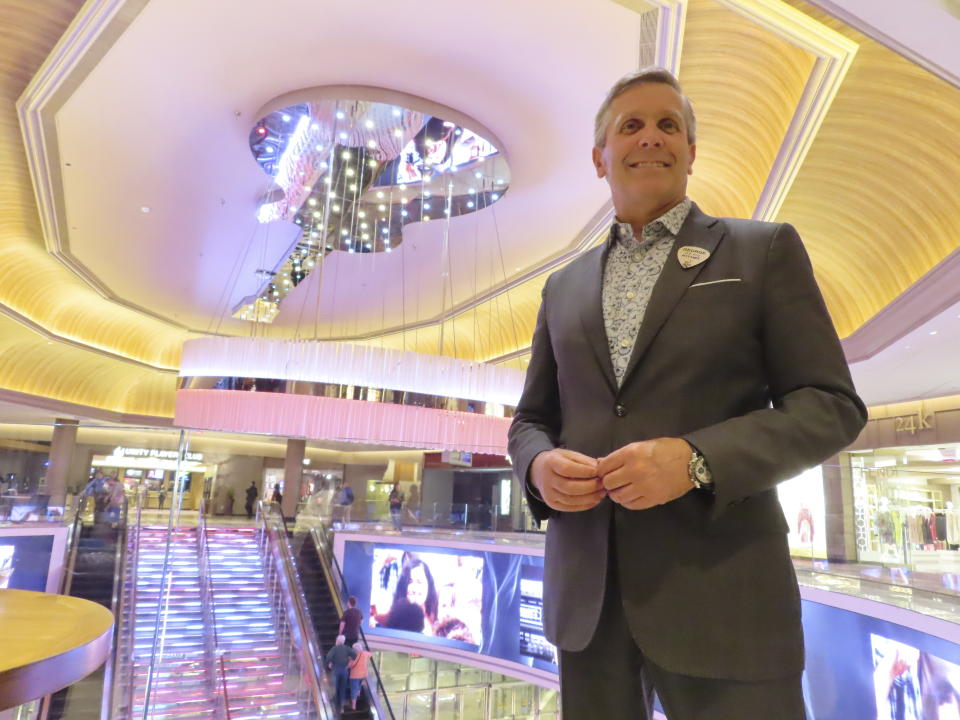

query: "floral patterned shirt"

left=602, top=198, right=692, bottom=387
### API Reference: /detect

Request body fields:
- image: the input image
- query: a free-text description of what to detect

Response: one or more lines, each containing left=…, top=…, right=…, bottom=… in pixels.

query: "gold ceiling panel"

left=679, top=0, right=816, bottom=219
left=779, top=0, right=960, bottom=338
left=0, top=0, right=189, bottom=371
left=0, top=0, right=83, bottom=250
left=0, top=316, right=176, bottom=417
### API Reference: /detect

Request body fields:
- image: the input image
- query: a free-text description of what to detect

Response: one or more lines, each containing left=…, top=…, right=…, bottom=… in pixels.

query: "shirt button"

left=626, top=291, right=635, bottom=300
left=619, top=339, right=630, bottom=348
left=614, top=404, right=627, bottom=417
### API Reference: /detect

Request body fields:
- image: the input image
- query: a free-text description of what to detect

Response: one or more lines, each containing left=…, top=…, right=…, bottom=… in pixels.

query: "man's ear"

left=592, top=146, right=606, bottom=178
left=687, top=144, right=696, bottom=175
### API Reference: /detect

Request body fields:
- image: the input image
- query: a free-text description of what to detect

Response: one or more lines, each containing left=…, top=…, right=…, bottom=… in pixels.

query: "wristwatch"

left=688, top=448, right=714, bottom=491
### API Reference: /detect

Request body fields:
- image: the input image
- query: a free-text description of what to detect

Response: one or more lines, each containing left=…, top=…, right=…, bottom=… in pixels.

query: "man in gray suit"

left=507, top=68, right=867, bottom=719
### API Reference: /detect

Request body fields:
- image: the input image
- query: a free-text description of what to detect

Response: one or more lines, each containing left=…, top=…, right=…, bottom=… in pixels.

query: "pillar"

left=46, top=418, right=79, bottom=500
left=282, top=439, right=305, bottom=519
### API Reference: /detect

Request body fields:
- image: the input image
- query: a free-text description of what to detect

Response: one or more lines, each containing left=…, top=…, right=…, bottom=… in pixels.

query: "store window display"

left=849, top=448, right=960, bottom=570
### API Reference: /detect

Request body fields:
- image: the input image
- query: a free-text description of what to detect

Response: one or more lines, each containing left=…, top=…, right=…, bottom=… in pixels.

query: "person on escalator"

left=339, top=595, right=363, bottom=646
left=325, top=635, right=357, bottom=711
left=348, top=642, right=372, bottom=711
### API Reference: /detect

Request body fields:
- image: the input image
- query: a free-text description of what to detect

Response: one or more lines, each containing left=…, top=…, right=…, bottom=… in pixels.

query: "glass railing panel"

left=435, top=691, right=458, bottom=720
left=460, top=688, right=485, bottom=720
left=405, top=692, right=433, bottom=720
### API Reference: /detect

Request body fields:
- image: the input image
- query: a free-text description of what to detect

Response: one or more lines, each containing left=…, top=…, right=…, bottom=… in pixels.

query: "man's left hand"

left=597, top=438, right=693, bottom=510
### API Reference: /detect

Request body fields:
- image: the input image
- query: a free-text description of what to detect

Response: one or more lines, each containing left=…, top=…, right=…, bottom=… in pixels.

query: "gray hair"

left=335, top=635, right=346, bottom=645
left=593, top=67, right=697, bottom=147
left=353, top=642, right=364, bottom=652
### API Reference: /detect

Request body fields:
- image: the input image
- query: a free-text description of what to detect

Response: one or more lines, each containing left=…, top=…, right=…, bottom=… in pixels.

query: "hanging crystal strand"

left=312, top=112, right=339, bottom=340
left=445, top=178, right=458, bottom=363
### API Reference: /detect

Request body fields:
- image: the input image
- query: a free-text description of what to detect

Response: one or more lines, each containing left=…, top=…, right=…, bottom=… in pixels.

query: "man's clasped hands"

left=529, top=438, right=696, bottom=512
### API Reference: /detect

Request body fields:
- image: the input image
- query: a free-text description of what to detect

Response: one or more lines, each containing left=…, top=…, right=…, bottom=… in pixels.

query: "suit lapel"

left=620, top=205, right=726, bottom=388
left=577, top=245, right=618, bottom=395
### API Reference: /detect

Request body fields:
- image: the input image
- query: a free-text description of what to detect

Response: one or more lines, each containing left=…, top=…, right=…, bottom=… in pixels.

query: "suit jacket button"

left=614, top=404, right=627, bottom=417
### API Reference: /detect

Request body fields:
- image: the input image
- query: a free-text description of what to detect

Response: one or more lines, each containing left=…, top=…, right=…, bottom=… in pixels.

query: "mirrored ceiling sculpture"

left=237, top=93, right=511, bottom=323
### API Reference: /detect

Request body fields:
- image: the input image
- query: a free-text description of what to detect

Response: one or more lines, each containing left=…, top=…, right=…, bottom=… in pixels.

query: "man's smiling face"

left=592, top=82, right=696, bottom=222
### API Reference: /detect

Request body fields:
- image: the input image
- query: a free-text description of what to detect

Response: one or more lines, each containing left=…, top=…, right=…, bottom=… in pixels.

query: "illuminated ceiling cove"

left=3, top=0, right=960, bottom=420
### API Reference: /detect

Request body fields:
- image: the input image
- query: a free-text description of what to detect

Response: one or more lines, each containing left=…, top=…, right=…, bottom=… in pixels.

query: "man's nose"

left=637, top=134, right=663, bottom=147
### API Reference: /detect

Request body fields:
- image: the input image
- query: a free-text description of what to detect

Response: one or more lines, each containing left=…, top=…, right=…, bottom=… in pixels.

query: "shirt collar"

left=609, top=197, right=692, bottom=247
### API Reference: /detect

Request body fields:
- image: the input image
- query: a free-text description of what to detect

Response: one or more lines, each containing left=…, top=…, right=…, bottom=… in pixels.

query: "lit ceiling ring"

left=174, top=389, right=510, bottom=455
left=239, top=85, right=511, bottom=322
left=179, top=337, right=525, bottom=408
left=178, top=377, right=516, bottom=416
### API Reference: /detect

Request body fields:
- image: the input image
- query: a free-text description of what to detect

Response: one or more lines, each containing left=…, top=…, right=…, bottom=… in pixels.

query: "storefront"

left=842, top=396, right=960, bottom=569
left=91, top=446, right=212, bottom=510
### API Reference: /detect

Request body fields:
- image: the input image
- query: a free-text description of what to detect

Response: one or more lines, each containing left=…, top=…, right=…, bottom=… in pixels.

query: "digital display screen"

left=0, top=535, right=55, bottom=592
left=341, top=539, right=558, bottom=673
left=369, top=548, right=484, bottom=647
left=394, top=122, right=498, bottom=185
left=869, top=634, right=960, bottom=719
left=518, top=560, right=558, bottom=665
left=338, top=535, right=960, bottom=712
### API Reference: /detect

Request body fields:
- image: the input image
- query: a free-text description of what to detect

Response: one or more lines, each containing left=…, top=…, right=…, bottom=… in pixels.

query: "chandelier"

left=175, top=88, right=522, bottom=454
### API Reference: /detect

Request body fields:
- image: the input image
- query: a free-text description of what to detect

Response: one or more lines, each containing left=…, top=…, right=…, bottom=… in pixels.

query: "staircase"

left=108, top=524, right=319, bottom=719
left=123, top=525, right=217, bottom=719
left=205, top=526, right=304, bottom=719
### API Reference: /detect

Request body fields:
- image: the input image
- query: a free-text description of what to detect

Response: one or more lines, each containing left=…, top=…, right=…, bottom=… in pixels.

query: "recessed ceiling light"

left=140, top=206, right=150, bottom=213
left=930, top=330, right=939, bottom=335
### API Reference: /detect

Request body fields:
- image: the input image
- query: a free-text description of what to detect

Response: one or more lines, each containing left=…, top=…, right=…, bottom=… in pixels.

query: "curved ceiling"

left=2, top=0, right=960, bottom=419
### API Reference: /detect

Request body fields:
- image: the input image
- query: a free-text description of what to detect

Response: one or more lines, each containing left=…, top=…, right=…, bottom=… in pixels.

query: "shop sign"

left=113, top=446, right=203, bottom=462
left=892, top=403, right=934, bottom=435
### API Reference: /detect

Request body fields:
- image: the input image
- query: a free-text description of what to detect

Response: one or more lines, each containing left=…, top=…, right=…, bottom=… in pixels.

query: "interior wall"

left=214, top=454, right=265, bottom=515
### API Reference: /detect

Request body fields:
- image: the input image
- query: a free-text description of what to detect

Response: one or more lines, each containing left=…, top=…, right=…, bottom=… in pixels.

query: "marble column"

left=46, top=418, right=79, bottom=500
left=282, top=439, right=306, bottom=519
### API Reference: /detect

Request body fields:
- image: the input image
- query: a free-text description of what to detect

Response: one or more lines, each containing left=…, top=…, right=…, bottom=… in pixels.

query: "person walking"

left=244, top=481, right=258, bottom=519
left=388, top=482, right=404, bottom=531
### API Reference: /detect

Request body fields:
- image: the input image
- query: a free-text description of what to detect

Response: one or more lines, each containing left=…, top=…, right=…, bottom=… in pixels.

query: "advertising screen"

left=777, top=465, right=827, bottom=559
left=869, top=634, right=960, bottom=719
left=369, top=548, right=484, bottom=647
left=337, top=533, right=960, bottom=711
left=518, top=559, right=558, bottom=665
left=0, top=534, right=55, bottom=592
left=340, top=538, right=558, bottom=676
left=393, top=122, right=498, bottom=185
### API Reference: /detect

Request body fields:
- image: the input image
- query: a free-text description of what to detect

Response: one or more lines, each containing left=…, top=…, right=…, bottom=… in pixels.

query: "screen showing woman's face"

left=407, top=565, right=429, bottom=607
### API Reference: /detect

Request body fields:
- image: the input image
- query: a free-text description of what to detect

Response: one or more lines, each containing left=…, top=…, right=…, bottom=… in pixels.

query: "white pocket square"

left=689, top=278, right=742, bottom=288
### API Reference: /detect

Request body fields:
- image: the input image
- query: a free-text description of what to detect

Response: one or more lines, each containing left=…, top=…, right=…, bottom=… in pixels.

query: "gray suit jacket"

left=507, top=204, right=866, bottom=681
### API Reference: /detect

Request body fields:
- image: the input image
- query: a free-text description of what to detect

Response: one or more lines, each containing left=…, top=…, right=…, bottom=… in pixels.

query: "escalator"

left=45, top=498, right=127, bottom=720
left=292, top=526, right=394, bottom=720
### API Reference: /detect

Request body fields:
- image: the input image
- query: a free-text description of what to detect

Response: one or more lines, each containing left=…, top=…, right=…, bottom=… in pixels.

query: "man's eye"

left=660, top=119, right=678, bottom=131
left=621, top=119, right=640, bottom=132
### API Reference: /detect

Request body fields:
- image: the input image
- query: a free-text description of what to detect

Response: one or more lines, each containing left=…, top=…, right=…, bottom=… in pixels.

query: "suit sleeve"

left=683, top=223, right=867, bottom=524
left=508, top=279, right=561, bottom=523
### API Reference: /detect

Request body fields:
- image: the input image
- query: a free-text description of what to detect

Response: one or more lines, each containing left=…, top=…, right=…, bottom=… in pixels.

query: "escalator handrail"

left=99, top=494, right=130, bottom=720
left=309, top=525, right=397, bottom=720
left=60, top=493, right=89, bottom=595
left=106, top=489, right=143, bottom=720
left=197, top=500, right=229, bottom=720
left=257, top=502, right=331, bottom=719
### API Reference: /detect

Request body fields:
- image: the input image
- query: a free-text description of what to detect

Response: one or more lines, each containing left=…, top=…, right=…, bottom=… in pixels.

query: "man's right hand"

left=529, top=449, right=604, bottom=512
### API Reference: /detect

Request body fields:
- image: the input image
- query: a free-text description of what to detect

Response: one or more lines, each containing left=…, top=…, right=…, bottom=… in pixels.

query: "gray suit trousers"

left=558, top=530, right=808, bottom=720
